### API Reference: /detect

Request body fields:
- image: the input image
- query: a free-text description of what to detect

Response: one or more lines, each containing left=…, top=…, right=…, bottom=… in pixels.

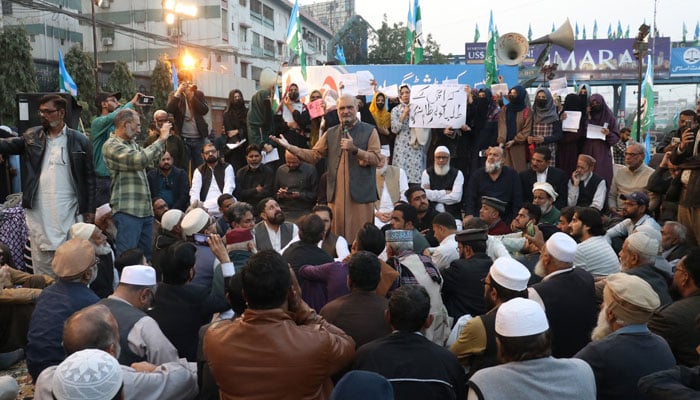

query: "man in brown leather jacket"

left=203, top=250, right=355, bottom=400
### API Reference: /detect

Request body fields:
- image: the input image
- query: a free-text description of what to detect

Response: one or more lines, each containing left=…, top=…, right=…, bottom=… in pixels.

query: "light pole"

left=91, top=0, right=103, bottom=98
left=633, top=24, right=650, bottom=142
left=162, top=0, right=197, bottom=68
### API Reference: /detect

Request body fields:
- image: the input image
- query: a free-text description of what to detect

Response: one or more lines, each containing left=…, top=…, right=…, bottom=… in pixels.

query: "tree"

left=0, top=26, right=39, bottom=125
left=150, top=57, right=173, bottom=112
left=330, top=15, right=371, bottom=65
left=106, top=61, right=136, bottom=101
left=64, top=45, right=97, bottom=127
left=368, top=15, right=406, bottom=64
left=423, top=33, right=449, bottom=64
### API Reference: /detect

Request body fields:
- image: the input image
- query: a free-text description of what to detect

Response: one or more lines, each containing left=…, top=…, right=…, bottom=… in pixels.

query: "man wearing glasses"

left=0, top=94, right=96, bottom=276
left=189, top=143, right=235, bottom=217
left=607, top=142, right=654, bottom=215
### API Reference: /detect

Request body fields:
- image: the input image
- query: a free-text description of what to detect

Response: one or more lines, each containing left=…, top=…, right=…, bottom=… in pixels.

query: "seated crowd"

left=1, top=89, right=700, bottom=400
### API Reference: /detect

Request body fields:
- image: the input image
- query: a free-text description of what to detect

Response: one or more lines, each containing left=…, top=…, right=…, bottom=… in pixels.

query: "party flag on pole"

left=286, top=0, right=306, bottom=80
left=58, top=49, right=77, bottom=96
left=484, top=10, right=498, bottom=88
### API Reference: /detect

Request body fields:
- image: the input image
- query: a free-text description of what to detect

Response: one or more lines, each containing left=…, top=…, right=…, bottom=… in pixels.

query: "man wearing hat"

left=99, top=265, right=179, bottom=366
left=420, top=146, right=464, bottom=219
left=576, top=273, right=675, bottom=399
left=34, top=304, right=198, bottom=400
left=374, top=155, right=409, bottom=228
left=26, top=238, right=101, bottom=380
left=180, top=207, right=217, bottom=288
left=354, top=285, right=466, bottom=400
left=519, top=146, right=568, bottom=209
left=152, top=209, right=184, bottom=281
left=441, top=228, right=493, bottom=321
left=386, top=229, right=450, bottom=345
left=479, top=196, right=511, bottom=235
left=608, top=142, right=654, bottom=213
left=532, top=181, right=560, bottom=225
left=51, top=349, right=124, bottom=400
left=567, top=154, right=607, bottom=211
left=468, top=298, right=596, bottom=399
left=528, top=232, right=598, bottom=357
left=605, top=191, right=661, bottom=248
left=92, top=91, right=141, bottom=207
left=69, top=222, right=116, bottom=299
left=450, top=257, right=530, bottom=377
left=423, top=212, right=459, bottom=270
left=649, top=248, right=700, bottom=366
left=103, top=109, right=172, bottom=260
left=618, top=231, right=672, bottom=305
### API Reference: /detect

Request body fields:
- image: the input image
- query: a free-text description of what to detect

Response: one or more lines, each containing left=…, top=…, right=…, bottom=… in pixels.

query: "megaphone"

left=495, top=32, right=529, bottom=65
left=530, top=18, right=575, bottom=51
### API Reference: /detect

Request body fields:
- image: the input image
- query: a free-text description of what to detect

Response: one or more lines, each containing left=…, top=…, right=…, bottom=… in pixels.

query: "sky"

left=348, top=0, right=691, bottom=55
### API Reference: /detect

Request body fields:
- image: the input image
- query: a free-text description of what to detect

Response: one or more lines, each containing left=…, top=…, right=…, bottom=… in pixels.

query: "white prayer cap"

left=181, top=208, right=210, bottom=236
left=545, top=232, right=577, bottom=263
left=120, top=265, right=156, bottom=286
left=52, top=349, right=123, bottom=400
left=634, top=225, right=662, bottom=254
left=489, top=257, right=531, bottom=291
left=161, top=209, right=184, bottom=232
left=626, top=232, right=659, bottom=260
left=95, top=203, right=112, bottom=221
left=532, top=182, right=558, bottom=201
left=496, top=298, right=549, bottom=337
left=434, top=146, right=450, bottom=156
left=69, top=222, right=97, bottom=241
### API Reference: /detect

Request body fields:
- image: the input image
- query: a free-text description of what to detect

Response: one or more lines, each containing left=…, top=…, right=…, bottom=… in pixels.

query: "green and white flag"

left=474, top=23, right=480, bottom=43
left=484, top=10, right=498, bottom=88
left=413, top=0, right=423, bottom=63
left=405, top=0, right=414, bottom=63
left=631, top=55, right=655, bottom=156
left=286, top=0, right=306, bottom=80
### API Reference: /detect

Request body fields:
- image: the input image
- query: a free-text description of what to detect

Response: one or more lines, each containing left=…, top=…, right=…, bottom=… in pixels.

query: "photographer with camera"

left=671, top=113, right=700, bottom=246
left=103, top=109, right=171, bottom=260
left=656, top=110, right=697, bottom=154
left=167, top=71, right=209, bottom=178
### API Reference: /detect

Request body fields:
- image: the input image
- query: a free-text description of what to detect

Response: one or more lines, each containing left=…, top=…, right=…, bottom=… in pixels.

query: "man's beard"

left=484, top=292, right=496, bottom=310
left=271, top=211, right=285, bottom=225
left=206, top=155, right=218, bottom=164
left=668, top=281, right=683, bottom=302
left=619, top=258, right=631, bottom=272
left=591, top=304, right=613, bottom=341
left=539, top=202, right=552, bottom=216
left=160, top=163, right=171, bottom=172
left=534, top=259, right=546, bottom=277
left=485, top=160, right=501, bottom=174
left=434, top=163, right=450, bottom=176
left=41, top=119, right=61, bottom=131
left=579, top=172, right=591, bottom=182
left=94, top=242, right=113, bottom=256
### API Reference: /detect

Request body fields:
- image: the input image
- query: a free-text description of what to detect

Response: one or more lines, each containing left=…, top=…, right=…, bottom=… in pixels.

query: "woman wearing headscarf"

left=369, top=84, right=393, bottom=160
left=391, top=84, right=428, bottom=184
left=557, top=93, right=587, bottom=174
left=528, top=88, right=562, bottom=167
left=216, top=89, right=248, bottom=170
left=497, top=86, right=532, bottom=172
left=581, top=93, right=619, bottom=190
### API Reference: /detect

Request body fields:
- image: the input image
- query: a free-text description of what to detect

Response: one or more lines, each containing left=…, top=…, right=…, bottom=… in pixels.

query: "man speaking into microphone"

left=271, top=94, right=381, bottom=241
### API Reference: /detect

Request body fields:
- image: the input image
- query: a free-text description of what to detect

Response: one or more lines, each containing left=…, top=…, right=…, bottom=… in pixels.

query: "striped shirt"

left=103, top=135, right=165, bottom=217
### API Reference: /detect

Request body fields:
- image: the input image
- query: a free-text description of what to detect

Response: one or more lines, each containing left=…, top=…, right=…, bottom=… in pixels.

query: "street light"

left=162, top=0, right=198, bottom=67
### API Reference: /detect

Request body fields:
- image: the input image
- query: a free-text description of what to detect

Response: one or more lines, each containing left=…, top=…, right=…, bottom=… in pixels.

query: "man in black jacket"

left=0, top=94, right=96, bottom=276
left=519, top=146, right=568, bottom=209
left=147, top=151, right=189, bottom=212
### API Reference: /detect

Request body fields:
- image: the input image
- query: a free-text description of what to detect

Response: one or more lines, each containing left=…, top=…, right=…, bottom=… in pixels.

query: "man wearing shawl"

left=498, top=86, right=532, bottom=173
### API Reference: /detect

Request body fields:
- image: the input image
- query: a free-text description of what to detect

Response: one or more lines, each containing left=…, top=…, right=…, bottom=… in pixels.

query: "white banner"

left=409, top=84, right=467, bottom=129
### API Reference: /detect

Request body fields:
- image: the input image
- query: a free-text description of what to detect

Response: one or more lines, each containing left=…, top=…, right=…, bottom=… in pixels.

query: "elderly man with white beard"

left=575, top=273, right=675, bottom=400
left=463, top=146, right=522, bottom=225
left=617, top=232, right=673, bottom=306
left=528, top=232, right=598, bottom=357
left=374, top=154, right=408, bottom=228
left=69, top=222, right=118, bottom=299
left=421, top=146, right=464, bottom=220
left=531, top=182, right=560, bottom=226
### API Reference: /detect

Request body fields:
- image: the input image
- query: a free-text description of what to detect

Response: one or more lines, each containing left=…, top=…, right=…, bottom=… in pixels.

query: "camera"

left=137, top=95, right=155, bottom=106
left=193, top=233, right=209, bottom=246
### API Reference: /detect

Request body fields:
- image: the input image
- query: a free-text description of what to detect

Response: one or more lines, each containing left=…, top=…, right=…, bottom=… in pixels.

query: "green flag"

left=484, top=11, right=498, bottom=88
left=683, top=21, right=688, bottom=42
left=413, top=0, right=424, bottom=63
left=286, top=0, right=306, bottom=80
left=528, top=24, right=532, bottom=41
left=631, top=55, right=655, bottom=148
left=405, top=0, right=414, bottom=63
left=474, top=23, right=480, bottom=43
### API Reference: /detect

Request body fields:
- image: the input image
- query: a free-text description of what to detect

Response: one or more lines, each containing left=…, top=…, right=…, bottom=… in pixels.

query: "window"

left=262, top=5, right=274, bottom=29
left=239, top=26, right=248, bottom=43
left=263, top=37, right=274, bottom=57
left=1, top=0, right=12, bottom=15
left=252, top=32, right=262, bottom=56
left=240, top=62, right=249, bottom=78
left=250, top=0, right=262, bottom=23
left=221, top=8, right=228, bottom=41
left=239, top=0, right=246, bottom=6
left=277, top=42, right=283, bottom=56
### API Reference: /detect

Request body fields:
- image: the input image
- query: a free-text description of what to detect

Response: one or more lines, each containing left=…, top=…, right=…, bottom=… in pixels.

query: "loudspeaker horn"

left=530, top=18, right=575, bottom=51
left=495, top=32, right=529, bottom=66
